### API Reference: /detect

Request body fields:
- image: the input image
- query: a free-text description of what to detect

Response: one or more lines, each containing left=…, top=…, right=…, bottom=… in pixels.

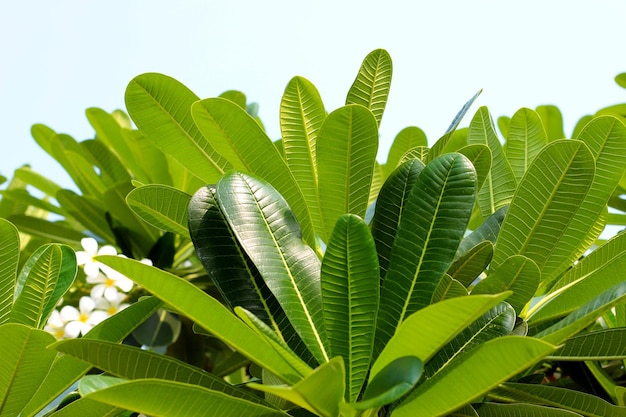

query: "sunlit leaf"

left=346, top=48, right=392, bottom=126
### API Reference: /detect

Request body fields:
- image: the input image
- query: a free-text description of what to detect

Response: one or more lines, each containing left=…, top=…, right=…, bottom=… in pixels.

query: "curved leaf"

left=375, top=153, right=477, bottom=350
left=467, top=106, right=517, bottom=217
left=392, top=337, right=556, bottom=417
left=192, top=97, right=316, bottom=247
left=317, top=105, right=379, bottom=241
left=346, top=48, right=392, bottom=126
left=475, top=402, right=582, bottom=416
left=549, top=328, right=626, bottom=360
left=82, top=378, right=287, bottom=417
left=385, top=126, right=428, bottom=175
left=371, top=293, right=510, bottom=380
left=216, top=172, right=328, bottom=364
left=473, top=255, right=540, bottom=314
left=371, top=159, right=425, bottom=280
left=504, top=107, right=548, bottom=182
left=0, top=324, right=57, bottom=416
left=430, top=274, right=467, bottom=303
left=0, top=218, right=19, bottom=324
left=448, top=241, right=493, bottom=288
left=95, top=255, right=303, bottom=383
left=457, top=143, right=492, bottom=191
left=536, top=105, right=565, bottom=141
left=280, top=76, right=326, bottom=237
left=491, top=140, right=595, bottom=285
left=321, top=214, right=379, bottom=401
left=455, top=206, right=507, bottom=261
left=125, top=73, right=229, bottom=184
left=126, top=185, right=191, bottom=236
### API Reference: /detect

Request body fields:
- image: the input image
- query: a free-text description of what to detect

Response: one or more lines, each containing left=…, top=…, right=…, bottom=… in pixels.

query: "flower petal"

left=81, top=237, right=99, bottom=256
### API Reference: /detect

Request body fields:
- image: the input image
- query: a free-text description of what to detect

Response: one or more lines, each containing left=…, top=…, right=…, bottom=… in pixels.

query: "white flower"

left=95, top=292, right=131, bottom=316
left=60, top=296, right=109, bottom=338
left=76, top=237, right=117, bottom=278
left=87, top=266, right=134, bottom=301
left=44, top=310, right=68, bottom=339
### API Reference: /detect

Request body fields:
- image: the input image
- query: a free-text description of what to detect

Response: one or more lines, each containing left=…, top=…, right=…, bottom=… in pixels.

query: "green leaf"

left=548, top=328, right=626, bottom=360
left=249, top=357, right=344, bottom=417
left=371, top=159, right=425, bottom=280
left=491, top=140, right=595, bottom=285
left=346, top=48, right=392, bottom=127
left=399, top=146, right=429, bottom=164
left=321, top=214, right=379, bottom=401
left=81, top=378, right=288, bottom=417
left=81, top=139, right=131, bottom=186
left=456, top=143, right=492, bottom=192
left=504, top=108, right=548, bottom=182
left=385, top=127, right=428, bottom=175
left=219, top=90, right=247, bottom=108
left=280, top=76, right=326, bottom=238
left=53, top=339, right=267, bottom=405
left=448, top=241, right=493, bottom=288
left=0, top=324, right=57, bottom=417
left=192, top=97, right=316, bottom=247
left=528, top=231, right=626, bottom=324
left=492, top=382, right=626, bottom=417
left=427, top=90, right=481, bottom=162
left=375, top=153, right=476, bottom=350
left=535, top=280, right=626, bottom=344
left=497, top=115, right=511, bottom=139
left=455, top=206, right=507, bottom=261
left=216, top=172, right=328, bottom=364
left=352, top=356, right=422, bottom=410
left=45, top=396, right=123, bottom=417
left=120, top=128, right=173, bottom=187
left=0, top=218, right=19, bottom=324
left=317, top=104, right=379, bottom=241
left=126, top=185, right=191, bottom=236
left=536, top=105, right=565, bottom=141
left=56, top=190, right=116, bottom=243
left=125, top=73, right=229, bottom=184
left=392, top=337, right=556, bottom=417
left=467, top=106, right=517, bottom=217
left=430, top=274, right=468, bottom=303
left=472, top=255, right=540, bottom=314
left=371, top=293, right=510, bottom=380
left=474, top=403, right=582, bottom=416
left=95, top=256, right=303, bottom=384
left=13, top=166, right=62, bottom=197
left=7, top=215, right=85, bottom=245
left=22, top=297, right=162, bottom=417
left=543, top=115, right=626, bottom=287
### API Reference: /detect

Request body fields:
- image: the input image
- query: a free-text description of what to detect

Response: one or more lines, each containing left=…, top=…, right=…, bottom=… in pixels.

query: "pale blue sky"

left=1, top=0, right=625, bottom=188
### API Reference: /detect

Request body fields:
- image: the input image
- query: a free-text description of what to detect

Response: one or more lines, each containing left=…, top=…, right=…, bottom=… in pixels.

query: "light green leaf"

left=375, top=153, right=476, bottom=350
left=346, top=48, right=392, bottom=126
left=249, top=357, right=345, bottom=417
left=467, top=106, right=517, bottom=217
left=0, top=324, right=57, bottom=417
left=0, top=218, right=19, bottom=324
left=392, top=337, right=556, bottom=417
left=371, top=293, right=510, bottom=380
left=56, top=190, right=116, bottom=243
left=456, top=143, right=492, bottom=191
left=491, top=140, right=595, bottom=285
left=125, top=73, right=229, bottom=184
left=321, top=214, right=379, bottom=401
left=81, top=139, right=131, bottom=186
left=13, top=166, right=62, bottom=197
left=474, top=402, right=582, bottom=416
left=53, top=338, right=267, bottom=405
left=82, top=378, right=288, bottom=417
left=536, top=105, right=566, bottom=141
left=280, top=76, right=326, bottom=238
left=430, top=274, right=468, bottom=303
left=472, top=255, right=539, bottom=314
left=192, top=97, right=316, bottom=247
left=6, top=215, right=85, bottom=245
left=46, top=396, right=123, bottom=417
left=385, top=127, right=428, bottom=175
left=491, top=382, right=626, bottom=417
left=126, top=185, right=191, bottom=236
left=22, top=297, right=162, bottom=417
left=95, top=255, right=303, bottom=383
left=399, top=146, right=429, bottom=164
left=317, top=104, right=379, bottom=241
left=504, top=108, right=548, bottom=182
left=548, top=328, right=626, bottom=360
left=120, top=128, right=173, bottom=186
left=497, top=115, right=511, bottom=139
left=216, top=172, right=328, bottom=364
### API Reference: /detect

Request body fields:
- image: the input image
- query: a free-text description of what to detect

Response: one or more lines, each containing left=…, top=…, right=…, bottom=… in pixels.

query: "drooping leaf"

left=126, top=185, right=191, bottom=236
left=191, top=97, right=316, bottom=247
left=346, top=48, right=392, bottom=126
left=375, top=153, right=476, bottom=351
left=467, top=106, right=517, bottom=217
left=216, top=172, right=328, bottom=364
left=371, top=159, right=425, bottom=280
left=491, top=140, right=595, bottom=286
left=316, top=104, right=379, bottom=241
left=124, top=73, right=230, bottom=184
left=504, top=108, right=548, bottom=182
left=0, top=218, right=19, bottom=324
left=280, top=76, right=326, bottom=238
left=321, top=214, right=379, bottom=401
left=0, top=324, right=57, bottom=417
left=392, top=337, right=556, bottom=417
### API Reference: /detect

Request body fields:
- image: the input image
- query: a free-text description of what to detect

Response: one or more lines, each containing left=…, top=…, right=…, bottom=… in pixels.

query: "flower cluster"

left=44, top=238, right=151, bottom=339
